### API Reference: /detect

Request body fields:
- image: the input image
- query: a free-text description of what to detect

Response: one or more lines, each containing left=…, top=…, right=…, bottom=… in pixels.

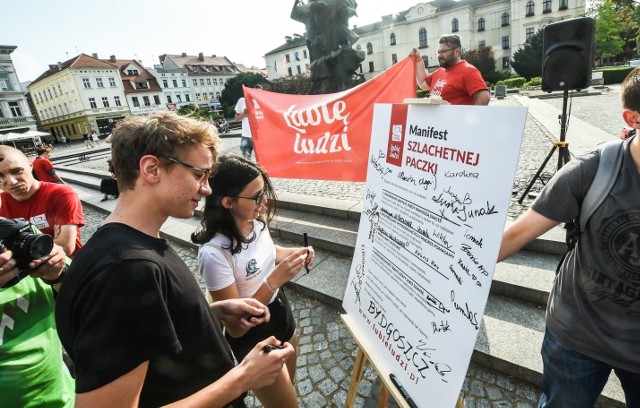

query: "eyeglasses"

left=437, top=48, right=457, bottom=55
left=164, top=157, right=212, bottom=186
left=233, top=190, right=265, bottom=205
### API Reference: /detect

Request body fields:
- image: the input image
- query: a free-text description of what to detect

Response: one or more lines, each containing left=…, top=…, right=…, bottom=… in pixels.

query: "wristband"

left=42, top=265, right=67, bottom=285
left=263, top=277, right=277, bottom=295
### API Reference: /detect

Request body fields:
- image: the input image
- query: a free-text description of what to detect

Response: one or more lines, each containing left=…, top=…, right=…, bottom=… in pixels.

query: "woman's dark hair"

left=191, top=154, right=277, bottom=254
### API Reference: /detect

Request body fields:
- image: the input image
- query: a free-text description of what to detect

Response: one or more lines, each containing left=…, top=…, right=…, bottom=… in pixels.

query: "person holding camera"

left=0, top=228, right=74, bottom=406
left=55, top=112, right=295, bottom=407
left=0, top=146, right=85, bottom=258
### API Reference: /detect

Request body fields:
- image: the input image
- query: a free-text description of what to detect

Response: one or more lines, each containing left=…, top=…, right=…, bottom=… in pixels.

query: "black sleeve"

left=72, top=259, right=181, bottom=393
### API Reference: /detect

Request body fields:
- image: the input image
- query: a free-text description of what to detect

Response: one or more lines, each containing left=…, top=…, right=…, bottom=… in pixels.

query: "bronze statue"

left=291, top=0, right=365, bottom=94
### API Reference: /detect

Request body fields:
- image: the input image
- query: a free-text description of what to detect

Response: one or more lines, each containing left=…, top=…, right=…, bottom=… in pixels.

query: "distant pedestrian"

left=82, top=133, right=93, bottom=149
left=32, top=147, right=65, bottom=184
left=91, top=131, right=100, bottom=146
left=60, top=135, right=70, bottom=148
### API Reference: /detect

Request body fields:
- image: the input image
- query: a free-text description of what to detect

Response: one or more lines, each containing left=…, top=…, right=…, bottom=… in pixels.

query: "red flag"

left=244, top=56, right=416, bottom=182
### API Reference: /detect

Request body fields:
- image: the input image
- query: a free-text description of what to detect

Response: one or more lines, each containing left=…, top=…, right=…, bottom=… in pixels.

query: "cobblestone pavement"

left=74, top=91, right=623, bottom=407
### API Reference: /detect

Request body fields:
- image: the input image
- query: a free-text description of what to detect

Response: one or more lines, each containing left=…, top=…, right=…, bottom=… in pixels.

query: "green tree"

left=588, top=0, right=640, bottom=62
left=511, top=30, right=544, bottom=80
left=176, top=104, right=219, bottom=121
left=463, top=46, right=496, bottom=84
left=219, top=72, right=266, bottom=117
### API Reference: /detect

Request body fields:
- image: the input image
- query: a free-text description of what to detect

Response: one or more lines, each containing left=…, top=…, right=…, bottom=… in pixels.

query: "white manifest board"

left=342, top=103, right=527, bottom=408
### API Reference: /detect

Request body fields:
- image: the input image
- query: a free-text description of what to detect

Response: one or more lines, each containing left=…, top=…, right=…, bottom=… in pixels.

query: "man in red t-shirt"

left=32, top=147, right=65, bottom=184
left=0, top=146, right=84, bottom=257
left=411, top=34, right=490, bottom=105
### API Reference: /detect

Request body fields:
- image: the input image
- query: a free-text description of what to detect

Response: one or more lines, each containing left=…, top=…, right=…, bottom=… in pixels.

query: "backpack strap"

left=578, top=139, right=625, bottom=232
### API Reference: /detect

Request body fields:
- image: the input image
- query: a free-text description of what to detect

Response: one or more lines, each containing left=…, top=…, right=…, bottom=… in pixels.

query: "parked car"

left=625, top=59, right=640, bottom=67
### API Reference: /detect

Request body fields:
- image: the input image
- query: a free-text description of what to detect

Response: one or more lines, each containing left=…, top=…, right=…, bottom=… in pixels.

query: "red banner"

left=244, top=57, right=416, bottom=182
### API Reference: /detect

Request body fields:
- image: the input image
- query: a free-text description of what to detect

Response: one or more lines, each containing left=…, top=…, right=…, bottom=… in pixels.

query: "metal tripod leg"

left=518, top=143, right=558, bottom=203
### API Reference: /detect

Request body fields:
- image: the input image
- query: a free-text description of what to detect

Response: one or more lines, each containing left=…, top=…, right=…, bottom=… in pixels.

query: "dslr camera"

left=0, top=217, right=54, bottom=289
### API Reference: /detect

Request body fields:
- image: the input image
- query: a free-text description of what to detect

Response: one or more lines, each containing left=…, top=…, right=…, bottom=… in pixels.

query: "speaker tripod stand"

left=518, top=89, right=572, bottom=203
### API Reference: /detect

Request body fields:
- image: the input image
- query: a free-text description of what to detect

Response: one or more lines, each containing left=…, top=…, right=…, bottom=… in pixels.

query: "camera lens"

left=15, top=234, right=54, bottom=260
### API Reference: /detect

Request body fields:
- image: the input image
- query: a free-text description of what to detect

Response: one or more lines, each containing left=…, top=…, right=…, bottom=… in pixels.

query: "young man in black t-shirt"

left=55, top=112, right=296, bottom=407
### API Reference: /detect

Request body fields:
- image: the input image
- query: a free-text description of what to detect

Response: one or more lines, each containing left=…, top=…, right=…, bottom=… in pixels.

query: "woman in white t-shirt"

left=192, top=154, right=314, bottom=408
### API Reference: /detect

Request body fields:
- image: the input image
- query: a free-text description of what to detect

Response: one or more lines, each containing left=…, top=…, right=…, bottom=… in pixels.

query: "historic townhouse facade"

left=159, top=53, right=241, bottom=107
left=147, top=65, right=192, bottom=111
left=28, top=54, right=129, bottom=139
left=0, top=45, right=37, bottom=134
left=265, top=0, right=585, bottom=81
left=103, top=57, right=166, bottom=116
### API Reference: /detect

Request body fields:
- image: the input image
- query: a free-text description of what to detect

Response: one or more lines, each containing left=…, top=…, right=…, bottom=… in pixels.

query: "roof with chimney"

left=30, top=53, right=117, bottom=86
left=100, top=57, right=162, bottom=93
left=159, top=53, right=240, bottom=76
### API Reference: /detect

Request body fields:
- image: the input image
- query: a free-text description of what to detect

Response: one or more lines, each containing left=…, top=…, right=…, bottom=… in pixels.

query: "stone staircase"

left=57, top=165, right=625, bottom=407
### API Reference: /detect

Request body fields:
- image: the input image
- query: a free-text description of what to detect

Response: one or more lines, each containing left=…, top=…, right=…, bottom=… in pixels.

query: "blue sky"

left=4, top=0, right=423, bottom=82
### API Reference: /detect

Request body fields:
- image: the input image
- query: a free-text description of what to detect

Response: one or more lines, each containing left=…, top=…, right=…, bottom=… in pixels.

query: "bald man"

left=0, top=146, right=84, bottom=257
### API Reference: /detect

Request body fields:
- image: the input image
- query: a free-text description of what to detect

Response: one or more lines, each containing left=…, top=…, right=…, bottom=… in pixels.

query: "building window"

left=173, top=80, right=178, bottom=87
left=9, top=101, right=22, bottom=117
left=162, top=79, right=168, bottom=87
left=419, top=28, right=428, bottom=48
left=452, top=18, right=459, bottom=32
left=132, top=97, right=140, bottom=107
left=502, top=13, right=510, bottom=26
left=502, top=36, right=510, bottom=49
left=478, top=18, right=485, bottom=31
left=135, top=82, right=149, bottom=89
left=526, top=28, right=535, bottom=42
left=502, top=57, right=510, bottom=69
left=102, top=97, right=109, bottom=107
left=559, top=0, right=568, bottom=10
left=114, top=96, right=121, bottom=106
left=109, top=77, right=117, bottom=87
left=303, top=50, right=308, bottom=58
left=526, top=1, right=535, bottom=16
left=82, top=78, right=91, bottom=88
left=143, top=96, right=150, bottom=106
left=89, top=97, right=97, bottom=109
left=182, top=79, right=187, bottom=87
left=199, top=79, right=205, bottom=86
left=53, top=87, right=58, bottom=97
left=297, top=65, right=302, bottom=74
left=206, top=78, right=212, bottom=85
left=58, top=84, right=63, bottom=95
left=177, top=94, right=183, bottom=102
left=154, top=95, right=161, bottom=105
left=479, top=40, right=486, bottom=48
left=543, top=0, right=552, bottom=13
left=390, top=33, right=396, bottom=45
left=369, top=61, right=375, bottom=72
left=0, top=75, right=12, bottom=91
left=126, top=69, right=139, bottom=75
left=96, top=78, right=104, bottom=88
left=286, top=54, right=291, bottom=63
left=192, top=79, right=198, bottom=86
left=391, top=54, right=398, bottom=64
left=196, top=93, right=201, bottom=100
left=54, top=106, right=59, bottom=116
left=63, top=103, right=69, bottom=113
left=287, top=67, right=293, bottom=77
left=184, top=94, right=190, bottom=102
left=366, top=42, right=373, bottom=54
left=48, top=89, right=53, bottom=100
left=167, top=95, right=172, bottom=103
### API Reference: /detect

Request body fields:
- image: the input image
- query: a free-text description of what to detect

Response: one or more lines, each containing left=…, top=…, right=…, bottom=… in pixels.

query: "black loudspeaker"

left=541, top=17, right=595, bottom=92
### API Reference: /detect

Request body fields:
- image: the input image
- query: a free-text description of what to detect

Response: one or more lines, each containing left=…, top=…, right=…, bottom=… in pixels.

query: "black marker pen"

left=263, top=344, right=285, bottom=353
left=389, top=373, right=418, bottom=408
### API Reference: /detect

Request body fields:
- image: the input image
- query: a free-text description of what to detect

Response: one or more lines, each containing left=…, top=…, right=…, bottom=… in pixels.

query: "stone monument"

left=291, top=0, right=366, bottom=94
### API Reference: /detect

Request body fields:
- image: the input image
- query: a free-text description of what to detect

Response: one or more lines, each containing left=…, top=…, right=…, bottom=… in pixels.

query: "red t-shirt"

left=426, top=60, right=488, bottom=105
left=32, top=157, right=59, bottom=183
left=0, top=182, right=85, bottom=257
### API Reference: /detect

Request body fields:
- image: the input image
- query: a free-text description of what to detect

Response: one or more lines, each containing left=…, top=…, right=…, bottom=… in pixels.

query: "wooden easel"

left=342, top=315, right=465, bottom=408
